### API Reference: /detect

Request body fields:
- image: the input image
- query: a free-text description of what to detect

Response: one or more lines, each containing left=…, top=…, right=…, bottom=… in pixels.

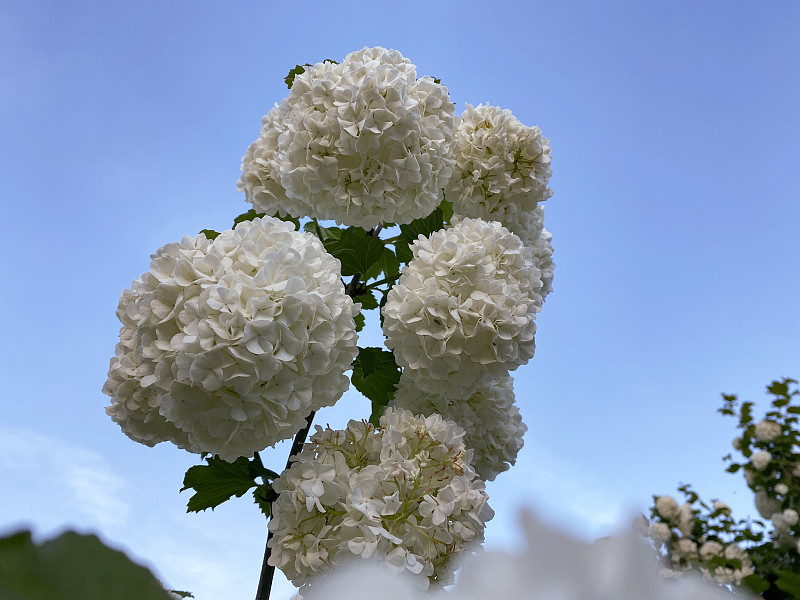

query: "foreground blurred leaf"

left=0, top=530, right=174, bottom=600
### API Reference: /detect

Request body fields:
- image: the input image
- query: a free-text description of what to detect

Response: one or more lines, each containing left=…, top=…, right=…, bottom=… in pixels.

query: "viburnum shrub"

left=103, top=47, right=555, bottom=599
left=645, top=377, right=800, bottom=598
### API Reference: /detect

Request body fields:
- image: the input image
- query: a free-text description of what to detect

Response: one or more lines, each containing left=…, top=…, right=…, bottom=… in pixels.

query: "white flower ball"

left=382, top=218, right=542, bottom=400
left=267, top=408, right=493, bottom=587
left=676, top=503, right=694, bottom=537
left=775, top=482, right=789, bottom=495
left=712, top=500, right=731, bottom=514
left=755, top=419, right=782, bottom=443
left=447, top=103, right=552, bottom=238
left=648, top=522, right=672, bottom=544
left=238, top=47, right=456, bottom=229
left=699, top=541, right=723, bottom=561
left=731, top=437, right=742, bottom=450
left=752, top=450, right=772, bottom=471
left=655, top=495, right=679, bottom=521
left=755, top=491, right=781, bottom=519
left=783, top=508, right=799, bottom=526
left=103, top=217, right=360, bottom=461
left=392, top=373, right=526, bottom=481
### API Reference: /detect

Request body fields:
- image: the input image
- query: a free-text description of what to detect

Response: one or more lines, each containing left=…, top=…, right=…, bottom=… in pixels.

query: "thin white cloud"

left=0, top=428, right=130, bottom=527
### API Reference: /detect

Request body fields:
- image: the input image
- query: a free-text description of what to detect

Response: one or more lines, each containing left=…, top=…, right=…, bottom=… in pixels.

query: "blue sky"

left=1, top=1, right=798, bottom=598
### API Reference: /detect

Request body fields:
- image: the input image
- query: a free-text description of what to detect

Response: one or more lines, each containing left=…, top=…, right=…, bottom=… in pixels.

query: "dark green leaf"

left=181, top=456, right=258, bottom=513
left=0, top=530, right=175, bottom=600
left=726, top=463, right=741, bottom=473
left=776, top=571, right=800, bottom=596
left=768, top=380, right=789, bottom=398
left=365, top=247, right=401, bottom=282
left=352, top=291, right=379, bottom=310
left=353, top=312, right=365, bottom=332
left=351, top=347, right=401, bottom=426
left=253, top=483, right=277, bottom=518
left=233, top=209, right=266, bottom=226
left=199, top=228, right=220, bottom=240
left=303, top=221, right=342, bottom=241
left=285, top=64, right=311, bottom=89
left=323, top=228, right=385, bottom=276
left=741, top=574, right=770, bottom=595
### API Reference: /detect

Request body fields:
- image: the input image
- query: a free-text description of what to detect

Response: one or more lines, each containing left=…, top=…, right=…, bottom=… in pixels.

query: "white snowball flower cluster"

left=655, top=495, right=680, bottom=521
left=267, top=408, right=493, bottom=588
left=447, top=103, right=552, bottom=243
left=103, top=217, right=359, bottom=461
left=754, top=419, right=782, bottom=442
left=301, top=508, right=732, bottom=600
left=238, top=47, right=456, bottom=229
left=382, top=218, right=542, bottom=400
left=392, top=373, right=526, bottom=481
left=751, top=450, right=772, bottom=471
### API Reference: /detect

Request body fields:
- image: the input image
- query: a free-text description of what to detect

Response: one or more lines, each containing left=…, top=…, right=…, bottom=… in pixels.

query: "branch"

left=254, top=410, right=317, bottom=600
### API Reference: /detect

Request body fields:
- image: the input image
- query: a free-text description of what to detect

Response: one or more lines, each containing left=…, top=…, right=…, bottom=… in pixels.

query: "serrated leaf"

left=351, top=347, right=401, bottom=426
left=0, top=530, right=175, bottom=600
left=199, top=228, right=220, bottom=240
left=181, top=456, right=259, bottom=513
left=233, top=209, right=266, bottom=226
left=352, top=291, right=379, bottom=310
left=323, top=228, right=385, bottom=276
left=285, top=64, right=311, bottom=89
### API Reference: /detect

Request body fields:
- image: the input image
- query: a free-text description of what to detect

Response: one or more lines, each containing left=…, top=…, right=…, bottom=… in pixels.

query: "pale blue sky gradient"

left=1, top=1, right=798, bottom=598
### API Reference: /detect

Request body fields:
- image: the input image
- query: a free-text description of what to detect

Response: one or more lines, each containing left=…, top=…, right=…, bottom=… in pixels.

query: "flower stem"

left=255, top=410, right=317, bottom=600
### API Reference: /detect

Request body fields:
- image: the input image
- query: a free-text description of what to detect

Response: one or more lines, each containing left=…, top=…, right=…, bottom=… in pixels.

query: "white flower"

left=655, top=495, right=679, bottom=521
left=382, top=218, right=542, bottom=400
left=648, top=522, right=672, bottom=544
left=392, top=373, right=525, bottom=481
left=751, top=450, right=772, bottom=471
left=744, top=468, right=756, bottom=485
left=447, top=104, right=552, bottom=241
left=676, top=503, right=694, bottom=537
left=103, top=217, right=359, bottom=460
left=775, top=482, right=789, bottom=495
left=712, top=500, right=730, bottom=514
left=267, top=408, right=493, bottom=587
left=238, top=47, right=456, bottom=229
left=755, top=491, right=781, bottom=519
left=783, top=508, right=799, bottom=526
left=731, top=437, right=742, bottom=450
left=755, top=419, right=782, bottom=442
left=699, top=541, right=723, bottom=561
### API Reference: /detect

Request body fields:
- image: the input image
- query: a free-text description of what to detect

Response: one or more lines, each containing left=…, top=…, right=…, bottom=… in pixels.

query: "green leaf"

left=725, top=463, right=741, bottom=473
left=233, top=209, right=266, bottom=226
left=253, top=483, right=277, bottom=518
left=395, top=203, right=448, bottom=263
left=181, top=456, right=259, bottom=513
left=365, top=247, right=401, bottom=282
left=776, top=571, right=800, bottom=596
left=352, top=291, right=379, bottom=310
left=0, top=530, right=175, bottom=600
left=303, top=221, right=342, bottom=241
left=351, top=347, right=401, bottom=426
left=353, top=312, right=365, bottom=332
left=323, top=228, right=385, bottom=276
left=741, top=574, right=770, bottom=595
left=285, top=64, right=311, bottom=89
left=199, top=228, right=220, bottom=240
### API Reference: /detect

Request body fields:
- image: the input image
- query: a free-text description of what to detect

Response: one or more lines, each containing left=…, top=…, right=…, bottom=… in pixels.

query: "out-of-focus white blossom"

left=447, top=103, right=552, bottom=240
left=754, top=419, right=782, bottom=443
left=775, top=482, right=789, bottom=495
left=649, top=522, right=673, bottom=544
left=755, top=491, right=780, bottom=519
left=267, top=408, right=493, bottom=588
left=103, top=217, right=359, bottom=460
left=712, top=501, right=730, bottom=514
left=382, top=218, right=542, bottom=400
left=751, top=450, right=772, bottom=471
left=302, top=509, right=732, bottom=600
left=699, top=541, right=723, bottom=561
left=238, top=47, right=456, bottom=229
left=783, top=508, right=799, bottom=526
left=732, top=437, right=742, bottom=451
left=676, top=503, right=694, bottom=537
left=655, top=495, right=679, bottom=521
left=392, top=373, right=525, bottom=481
